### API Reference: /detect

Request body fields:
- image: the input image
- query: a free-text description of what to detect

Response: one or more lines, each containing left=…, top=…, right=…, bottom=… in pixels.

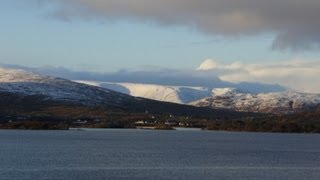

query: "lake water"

left=0, top=129, right=319, bottom=180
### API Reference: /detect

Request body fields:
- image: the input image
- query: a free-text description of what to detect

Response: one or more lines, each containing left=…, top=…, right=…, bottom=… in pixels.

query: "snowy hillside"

left=192, top=88, right=320, bottom=114
left=0, top=68, right=44, bottom=82
left=0, top=67, right=250, bottom=118
left=75, top=81, right=212, bottom=104
left=0, top=67, right=135, bottom=106
left=4, top=67, right=318, bottom=115
left=76, top=80, right=320, bottom=114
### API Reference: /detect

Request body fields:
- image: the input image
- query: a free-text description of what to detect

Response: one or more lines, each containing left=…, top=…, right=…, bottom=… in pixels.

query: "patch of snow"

left=212, top=88, right=240, bottom=96
left=0, top=68, right=45, bottom=82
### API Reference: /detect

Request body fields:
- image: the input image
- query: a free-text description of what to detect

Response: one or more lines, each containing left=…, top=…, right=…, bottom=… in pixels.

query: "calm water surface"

left=0, top=129, right=319, bottom=180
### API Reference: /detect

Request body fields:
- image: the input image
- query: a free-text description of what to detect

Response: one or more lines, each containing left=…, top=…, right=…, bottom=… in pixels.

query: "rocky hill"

left=192, top=88, right=320, bottom=114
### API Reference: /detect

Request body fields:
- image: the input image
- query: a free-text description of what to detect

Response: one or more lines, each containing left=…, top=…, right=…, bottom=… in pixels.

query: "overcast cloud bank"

left=27, top=0, right=320, bottom=50
left=4, top=57, right=320, bottom=93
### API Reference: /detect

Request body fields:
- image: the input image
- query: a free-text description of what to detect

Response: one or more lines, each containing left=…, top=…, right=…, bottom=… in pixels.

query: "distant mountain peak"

left=75, top=81, right=212, bottom=104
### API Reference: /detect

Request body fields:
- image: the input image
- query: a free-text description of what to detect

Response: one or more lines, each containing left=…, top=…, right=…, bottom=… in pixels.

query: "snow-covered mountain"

left=192, top=88, right=320, bottom=114
left=75, top=81, right=212, bottom=104
left=4, top=67, right=319, bottom=115
left=76, top=80, right=320, bottom=114
left=1, top=67, right=244, bottom=118
left=0, top=67, right=138, bottom=107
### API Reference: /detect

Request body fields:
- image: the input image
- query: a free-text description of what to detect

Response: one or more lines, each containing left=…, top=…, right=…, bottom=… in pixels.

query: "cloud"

left=198, top=59, right=320, bottom=93
left=197, top=59, right=221, bottom=70
left=197, top=59, right=243, bottom=71
left=4, top=58, right=320, bottom=93
left=0, top=63, right=285, bottom=94
left=28, top=0, right=320, bottom=50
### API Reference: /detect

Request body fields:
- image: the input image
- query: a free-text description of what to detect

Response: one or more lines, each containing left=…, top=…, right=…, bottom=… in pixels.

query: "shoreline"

left=69, top=127, right=203, bottom=131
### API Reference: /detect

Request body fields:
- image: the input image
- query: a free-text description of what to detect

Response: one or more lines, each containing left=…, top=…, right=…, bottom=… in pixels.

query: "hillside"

left=75, top=81, right=212, bottom=104
left=75, top=80, right=320, bottom=114
left=193, top=88, right=320, bottom=114
left=0, top=67, right=253, bottom=120
left=2, top=67, right=320, bottom=133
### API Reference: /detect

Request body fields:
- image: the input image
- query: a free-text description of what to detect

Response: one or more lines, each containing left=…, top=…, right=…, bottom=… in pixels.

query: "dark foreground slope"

left=0, top=90, right=254, bottom=122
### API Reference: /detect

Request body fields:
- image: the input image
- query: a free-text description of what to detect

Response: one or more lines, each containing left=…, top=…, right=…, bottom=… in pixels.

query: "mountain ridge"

left=0, top=67, right=253, bottom=119
left=3, top=67, right=320, bottom=115
left=76, top=80, right=320, bottom=114
left=193, top=90, right=320, bottom=114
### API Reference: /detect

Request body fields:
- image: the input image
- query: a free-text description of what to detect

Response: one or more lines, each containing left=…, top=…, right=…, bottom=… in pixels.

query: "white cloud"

left=197, top=59, right=221, bottom=70
left=198, top=59, right=320, bottom=93
left=198, top=59, right=245, bottom=71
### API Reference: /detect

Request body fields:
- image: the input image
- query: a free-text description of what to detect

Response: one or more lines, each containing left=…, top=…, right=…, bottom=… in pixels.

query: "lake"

left=0, top=129, right=319, bottom=180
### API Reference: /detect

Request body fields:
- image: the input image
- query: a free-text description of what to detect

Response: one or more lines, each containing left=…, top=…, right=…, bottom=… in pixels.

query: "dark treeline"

left=205, top=112, right=320, bottom=133
left=0, top=121, right=69, bottom=130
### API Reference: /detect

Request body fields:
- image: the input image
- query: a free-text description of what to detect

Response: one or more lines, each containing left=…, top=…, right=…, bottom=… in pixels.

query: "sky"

left=1, top=0, right=320, bottom=92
